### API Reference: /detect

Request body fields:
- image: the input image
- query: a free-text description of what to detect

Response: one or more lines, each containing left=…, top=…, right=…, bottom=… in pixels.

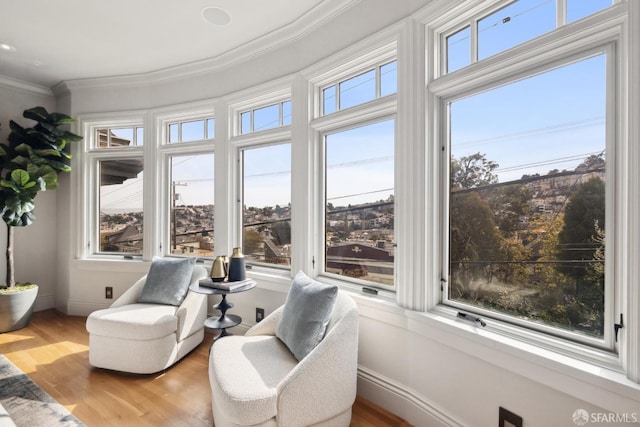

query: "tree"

left=243, top=229, right=263, bottom=255
left=487, top=184, right=531, bottom=237
left=449, top=192, right=502, bottom=296
left=576, top=154, right=605, bottom=171
left=556, top=177, right=605, bottom=333
left=0, top=107, right=82, bottom=289
left=557, top=177, right=605, bottom=286
left=271, top=220, right=291, bottom=246
left=451, top=152, right=499, bottom=189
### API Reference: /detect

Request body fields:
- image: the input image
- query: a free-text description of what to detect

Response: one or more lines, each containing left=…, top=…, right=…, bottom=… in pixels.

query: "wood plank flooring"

left=0, top=310, right=411, bottom=426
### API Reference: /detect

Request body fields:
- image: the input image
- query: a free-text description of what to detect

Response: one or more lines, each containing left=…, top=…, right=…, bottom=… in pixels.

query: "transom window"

left=445, top=0, right=613, bottom=74
left=240, top=100, right=291, bottom=135
left=322, top=60, right=397, bottom=115
left=95, top=127, right=143, bottom=148
left=168, top=117, right=215, bottom=143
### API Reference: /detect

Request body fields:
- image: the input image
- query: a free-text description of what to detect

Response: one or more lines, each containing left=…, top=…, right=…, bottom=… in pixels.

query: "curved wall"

left=52, top=1, right=640, bottom=426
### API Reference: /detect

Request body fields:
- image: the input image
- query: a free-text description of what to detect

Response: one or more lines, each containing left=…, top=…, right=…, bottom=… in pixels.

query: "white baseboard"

left=66, top=299, right=110, bottom=316
left=34, top=294, right=56, bottom=312
left=357, top=366, right=463, bottom=427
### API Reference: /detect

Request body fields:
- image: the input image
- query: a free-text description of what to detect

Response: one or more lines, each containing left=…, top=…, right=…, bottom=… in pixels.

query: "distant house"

left=326, top=242, right=394, bottom=276
left=101, top=225, right=142, bottom=253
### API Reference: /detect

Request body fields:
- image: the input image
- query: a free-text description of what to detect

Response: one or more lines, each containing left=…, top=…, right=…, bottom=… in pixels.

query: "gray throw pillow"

left=276, top=271, right=338, bottom=361
left=137, top=257, right=196, bottom=306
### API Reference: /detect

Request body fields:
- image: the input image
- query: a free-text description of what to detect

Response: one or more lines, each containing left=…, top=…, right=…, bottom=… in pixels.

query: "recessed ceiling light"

left=0, top=43, right=16, bottom=52
left=201, top=7, right=232, bottom=26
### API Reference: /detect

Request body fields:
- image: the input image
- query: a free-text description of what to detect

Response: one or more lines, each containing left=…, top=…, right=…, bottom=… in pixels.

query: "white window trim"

left=441, top=45, right=616, bottom=352
left=238, top=140, right=293, bottom=273
left=154, top=104, right=216, bottom=258
left=75, top=111, right=147, bottom=260
left=225, top=81, right=294, bottom=278
left=420, top=0, right=639, bottom=385
left=227, top=77, right=293, bottom=138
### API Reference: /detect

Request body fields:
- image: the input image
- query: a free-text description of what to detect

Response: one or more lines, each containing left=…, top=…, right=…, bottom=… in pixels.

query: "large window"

left=324, top=119, right=395, bottom=287
left=242, top=143, right=291, bottom=267
left=89, top=125, right=146, bottom=256
left=438, top=0, right=616, bottom=349
left=447, top=54, right=608, bottom=340
left=169, top=154, right=215, bottom=256
left=99, top=158, right=144, bottom=254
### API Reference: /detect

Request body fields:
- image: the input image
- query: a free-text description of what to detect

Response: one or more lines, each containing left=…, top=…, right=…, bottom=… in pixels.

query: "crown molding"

left=59, top=0, right=361, bottom=92
left=0, top=73, right=54, bottom=97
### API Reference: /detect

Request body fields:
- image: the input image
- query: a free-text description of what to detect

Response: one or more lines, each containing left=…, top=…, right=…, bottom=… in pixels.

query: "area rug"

left=0, top=354, right=84, bottom=426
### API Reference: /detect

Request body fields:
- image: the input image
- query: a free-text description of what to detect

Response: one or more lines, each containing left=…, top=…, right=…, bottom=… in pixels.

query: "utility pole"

left=172, top=181, right=187, bottom=251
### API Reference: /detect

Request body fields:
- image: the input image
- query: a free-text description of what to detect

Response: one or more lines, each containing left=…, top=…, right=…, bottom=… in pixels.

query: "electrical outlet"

left=105, top=286, right=113, bottom=299
left=256, top=307, right=264, bottom=323
left=499, top=407, right=522, bottom=427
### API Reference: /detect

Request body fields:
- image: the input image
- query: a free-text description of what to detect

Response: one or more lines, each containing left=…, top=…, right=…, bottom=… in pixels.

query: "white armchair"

left=86, top=264, right=208, bottom=374
left=209, top=290, right=358, bottom=427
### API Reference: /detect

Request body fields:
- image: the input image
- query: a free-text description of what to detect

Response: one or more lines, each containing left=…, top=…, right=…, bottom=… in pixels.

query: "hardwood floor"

left=0, top=310, right=410, bottom=426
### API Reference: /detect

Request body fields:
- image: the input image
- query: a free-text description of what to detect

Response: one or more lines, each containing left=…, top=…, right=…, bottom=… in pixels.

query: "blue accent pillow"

left=137, top=257, right=196, bottom=306
left=276, top=271, right=338, bottom=361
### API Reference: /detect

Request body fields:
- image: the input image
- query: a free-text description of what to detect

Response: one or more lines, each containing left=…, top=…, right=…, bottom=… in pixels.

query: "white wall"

left=0, top=82, right=58, bottom=310
left=23, top=0, right=640, bottom=426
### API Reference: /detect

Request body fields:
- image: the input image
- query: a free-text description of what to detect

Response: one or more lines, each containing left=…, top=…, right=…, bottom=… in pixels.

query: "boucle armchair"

left=86, top=261, right=208, bottom=374
left=209, top=287, right=358, bottom=427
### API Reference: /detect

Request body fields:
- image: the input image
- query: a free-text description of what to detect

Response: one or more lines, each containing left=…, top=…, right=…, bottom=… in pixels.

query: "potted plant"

left=0, top=107, right=82, bottom=332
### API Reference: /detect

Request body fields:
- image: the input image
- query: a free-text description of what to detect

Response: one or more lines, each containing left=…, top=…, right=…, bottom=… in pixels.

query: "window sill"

left=245, top=267, right=293, bottom=294
left=338, top=291, right=640, bottom=414
left=74, top=257, right=149, bottom=273
left=405, top=307, right=640, bottom=416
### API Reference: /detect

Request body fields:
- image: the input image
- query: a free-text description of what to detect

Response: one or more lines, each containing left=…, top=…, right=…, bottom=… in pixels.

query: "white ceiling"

left=0, top=0, right=356, bottom=89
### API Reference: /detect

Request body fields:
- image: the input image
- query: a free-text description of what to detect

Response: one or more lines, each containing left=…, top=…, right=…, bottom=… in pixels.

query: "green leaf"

left=34, top=148, right=62, bottom=157
left=10, top=169, right=30, bottom=187
left=51, top=114, right=76, bottom=126
left=0, top=180, right=19, bottom=192
left=23, top=107, right=50, bottom=123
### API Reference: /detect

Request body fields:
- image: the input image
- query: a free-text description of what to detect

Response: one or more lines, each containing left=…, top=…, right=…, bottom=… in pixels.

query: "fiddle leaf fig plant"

left=0, top=107, right=82, bottom=289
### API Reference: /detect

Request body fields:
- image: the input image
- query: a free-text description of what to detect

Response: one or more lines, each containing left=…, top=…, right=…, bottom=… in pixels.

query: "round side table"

left=190, top=279, right=257, bottom=339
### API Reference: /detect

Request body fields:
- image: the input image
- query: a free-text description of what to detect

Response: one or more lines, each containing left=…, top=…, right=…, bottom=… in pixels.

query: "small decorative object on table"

left=228, top=247, right=246, bottom=281
left=210, top=255, right=229, bottom=282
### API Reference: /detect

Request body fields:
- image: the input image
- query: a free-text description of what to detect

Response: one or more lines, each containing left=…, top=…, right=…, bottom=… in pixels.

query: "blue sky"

left=451, top=53, right=606, bottom=183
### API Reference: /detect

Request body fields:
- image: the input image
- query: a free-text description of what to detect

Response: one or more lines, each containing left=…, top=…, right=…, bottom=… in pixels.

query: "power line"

left=328, top=188, right=393, bottom=202
left=453, top=117, right=605, bottom=148
left=448, top=0, right=554, bottom=47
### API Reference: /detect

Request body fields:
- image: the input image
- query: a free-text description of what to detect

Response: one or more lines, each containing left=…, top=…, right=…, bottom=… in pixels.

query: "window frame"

left=315, top=47, right=397, bottom=117
left=80, top=114, right=146, bottom=260
left=157, top=106, right=217, bottom=259
left=239, top=140, right=293, bottom=270
left=229, top=85, right=294, bottom=275
left=316, top=113, right=397, bottom=291
left=427, top=0, right=626, bottom=367
left=440, top=0, right=619, bottom=76
left=231, top=88, right=292, bottom=137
